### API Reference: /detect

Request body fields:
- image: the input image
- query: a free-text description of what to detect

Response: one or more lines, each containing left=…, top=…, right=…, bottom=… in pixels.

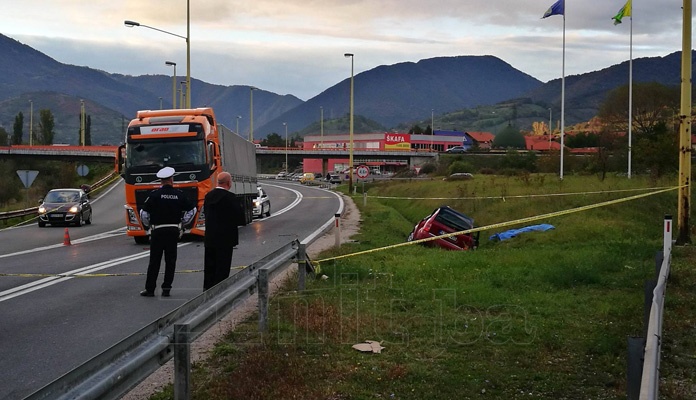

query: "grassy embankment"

left=157, top=174, right=696, bottom=399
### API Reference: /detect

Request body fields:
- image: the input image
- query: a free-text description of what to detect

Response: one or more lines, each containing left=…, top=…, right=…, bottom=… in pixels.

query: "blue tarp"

left=489, top=224, right=555, bottom=241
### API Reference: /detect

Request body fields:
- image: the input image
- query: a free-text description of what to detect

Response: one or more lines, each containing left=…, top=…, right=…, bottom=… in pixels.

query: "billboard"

left=384, top=133, right=410, bottom=151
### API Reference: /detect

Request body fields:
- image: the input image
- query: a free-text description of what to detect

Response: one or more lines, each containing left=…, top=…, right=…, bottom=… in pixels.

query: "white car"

left=252, top=187, right=271, bottom=218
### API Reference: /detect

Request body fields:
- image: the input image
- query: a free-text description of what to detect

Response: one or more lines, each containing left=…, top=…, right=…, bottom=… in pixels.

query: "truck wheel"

left=134, top=236, right=149, bottom=245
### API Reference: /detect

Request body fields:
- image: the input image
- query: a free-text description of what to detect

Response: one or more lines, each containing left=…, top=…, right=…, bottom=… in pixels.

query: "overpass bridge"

left=0, top=145, right=439, bottom=168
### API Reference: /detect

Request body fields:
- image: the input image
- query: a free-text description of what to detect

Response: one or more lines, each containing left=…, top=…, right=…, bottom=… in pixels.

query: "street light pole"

left=320, top=106, right=324, bottom=148
left=431, top=109, right=434, bottom=151
left=344, top=53, right=354, bottom=193
left=283, top=122, right=288, bottom=173
left=548, top=108, right=552, bottom=148
left=80, top=100, right=85, bottom=146
left=249, top=86, right=258, bottom=143
left=125, top=9, right=190, bottom=107
left=186, top=0, right=190, bottom=108
left=159, top=97, right=163, bottom=109
left=29, top=100, right=33, bottom=146
left=165, top=61, right=177, bottom=108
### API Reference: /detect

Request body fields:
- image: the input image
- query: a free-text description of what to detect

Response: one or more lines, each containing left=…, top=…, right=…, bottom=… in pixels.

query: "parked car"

left=406, top=206, right=478, bottom=251
left=327, top=174, right=342, bottom=184
left=38, top=188, right=93, bottom=227
left=445, top=146, right=467, bottom=154
left=252, top=186, right=271, bottom=218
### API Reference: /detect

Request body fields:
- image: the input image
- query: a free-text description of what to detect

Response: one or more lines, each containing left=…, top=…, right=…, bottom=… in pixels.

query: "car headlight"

left=38, top=206, right=46, bottom=214
left=68, top=205, right=79, bottom=213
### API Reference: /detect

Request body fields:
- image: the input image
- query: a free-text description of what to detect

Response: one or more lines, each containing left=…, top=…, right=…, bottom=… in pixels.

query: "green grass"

left=157, top=174, right=695, bottom=399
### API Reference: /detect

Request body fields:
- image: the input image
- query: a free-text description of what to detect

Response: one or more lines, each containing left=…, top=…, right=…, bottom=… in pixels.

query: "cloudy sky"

left=3, top=0, right=687, bottom=100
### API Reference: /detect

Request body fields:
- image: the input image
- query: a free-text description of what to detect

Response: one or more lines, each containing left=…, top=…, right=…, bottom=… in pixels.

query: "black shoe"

left=162, top=289, right=171, bottom=297
left=140, top=290, right=155, bottom=297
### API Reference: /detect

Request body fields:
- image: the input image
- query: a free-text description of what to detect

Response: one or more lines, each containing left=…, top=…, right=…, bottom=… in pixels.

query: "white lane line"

left=0, top=227, right=127, bottom=260
left=0, top=243, right=191, bottom=303
left=253, top=183, right=303, bottom=221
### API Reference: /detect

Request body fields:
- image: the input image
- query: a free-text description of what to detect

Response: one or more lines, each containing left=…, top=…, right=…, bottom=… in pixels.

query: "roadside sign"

left=356, top=165, right=370, bottom=179
left=76, top=164, right=90, bottom=177
left=414, top=167, right=421, bottom=175
left=16, top=170, right=39, bottom=188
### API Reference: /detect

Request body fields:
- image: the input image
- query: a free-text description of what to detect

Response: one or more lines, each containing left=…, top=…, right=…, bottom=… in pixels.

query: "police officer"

left=139, top=167, right=196, bottom=297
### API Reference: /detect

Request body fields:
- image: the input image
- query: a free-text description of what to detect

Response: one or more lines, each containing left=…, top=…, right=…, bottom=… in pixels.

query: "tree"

left=261, top=132, right=284, bottom=147
left=409, top=124, right=424, bottom=135
left=39, top=109, right=55, bottom=145
left=0, top=127, right=8, bottom=146
left=492, top=124, right=525, bottom=149
left=13, top=112, right=24, bottom=145
left=598, top=82, right=679, bottom=137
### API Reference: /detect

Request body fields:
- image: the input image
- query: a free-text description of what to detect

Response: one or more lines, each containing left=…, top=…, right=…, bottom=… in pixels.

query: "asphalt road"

left=0, top=178, right=342, bottom=400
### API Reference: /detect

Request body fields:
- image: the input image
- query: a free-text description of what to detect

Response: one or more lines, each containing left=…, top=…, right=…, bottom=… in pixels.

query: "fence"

left=25, top=239, right=310, bottom=400
left=627, top=215, right=673, bottom=400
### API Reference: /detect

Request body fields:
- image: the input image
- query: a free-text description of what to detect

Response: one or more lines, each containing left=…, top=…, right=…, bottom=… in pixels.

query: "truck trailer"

left=117, top=107, right=257, bottom=244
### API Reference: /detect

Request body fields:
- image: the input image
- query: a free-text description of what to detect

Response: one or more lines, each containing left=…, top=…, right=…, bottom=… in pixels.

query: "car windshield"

left=126, top=140, right=206, bottom=168
left=45, top=191, right=79, bottom=203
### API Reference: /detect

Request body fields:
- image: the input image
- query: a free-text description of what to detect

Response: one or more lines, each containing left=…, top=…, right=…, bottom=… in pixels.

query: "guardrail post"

left=174, top=323, right=191, bottom=400
left=626, top=336, right=645, bottom=400
left=654, top=250, right=663, bottom=280
left=663, top=214, right=672, bottom=266
left=298, top=243, right=307, bottom=291
left=334, top=213, right=341, bottom=249
left=363, top=191, right=367, bottom=207
left=258, top=269, right=269, bottom=332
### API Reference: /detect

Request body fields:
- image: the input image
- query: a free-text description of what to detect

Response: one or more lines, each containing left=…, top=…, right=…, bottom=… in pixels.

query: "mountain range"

left=0, top=33, right=692, bottom=145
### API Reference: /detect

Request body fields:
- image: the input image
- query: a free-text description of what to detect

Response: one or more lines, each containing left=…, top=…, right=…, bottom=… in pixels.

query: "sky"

left=3, top=1, right=688, bottom=101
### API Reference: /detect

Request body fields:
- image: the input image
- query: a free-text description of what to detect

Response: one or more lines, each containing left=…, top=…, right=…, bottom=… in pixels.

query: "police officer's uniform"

left=139, top=167, right=196, bottom=297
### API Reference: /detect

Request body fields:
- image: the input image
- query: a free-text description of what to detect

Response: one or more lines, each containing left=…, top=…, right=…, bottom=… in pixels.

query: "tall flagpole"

left=628, top=13, right=633, bottom=178
left=560, top=12, right=566, bottom=180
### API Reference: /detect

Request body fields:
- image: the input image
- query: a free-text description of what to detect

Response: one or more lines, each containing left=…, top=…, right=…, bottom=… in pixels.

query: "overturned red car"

left=406, top=206, right=479, bottom=251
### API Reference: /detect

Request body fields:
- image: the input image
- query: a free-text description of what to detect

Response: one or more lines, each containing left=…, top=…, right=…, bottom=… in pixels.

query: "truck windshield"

left=126, top=140, right=206, bottom=168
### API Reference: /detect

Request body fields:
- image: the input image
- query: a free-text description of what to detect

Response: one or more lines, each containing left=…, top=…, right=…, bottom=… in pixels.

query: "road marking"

left=0, top=242, right=192, bottom=303
left=0, top=227, right=127, bottom=260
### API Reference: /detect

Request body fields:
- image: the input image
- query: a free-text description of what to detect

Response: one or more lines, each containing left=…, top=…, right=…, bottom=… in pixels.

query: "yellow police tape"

left=0, top=266, right=246, bottom=279
left=315, top=185, right=681, bottom=267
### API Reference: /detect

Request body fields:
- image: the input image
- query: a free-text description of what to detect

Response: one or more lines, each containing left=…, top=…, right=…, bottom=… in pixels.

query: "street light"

left=124, top=1, right=190, bottom=107
left=283, top=122, right=288, bottom=173
left=249, top=86, right=258, bottom=143
left=80, top=100, right=85, bottom=146
left=165, top=61, right=177, bottom=108
left=320, top=106, right=324, bottom=148
left=29, top=100, right=33, bottom=146
left=548, top=108, right=552, bottom=148
left=431, top=109, right=434, bottom=151
left=344, top=53, right=354, bottom=193
left=236, top=115, right=242, bottom=135
left=179, top=81, right=187, bottom=110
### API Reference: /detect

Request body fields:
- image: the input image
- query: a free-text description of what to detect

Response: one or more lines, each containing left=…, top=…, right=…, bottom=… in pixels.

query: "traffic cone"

left=63, top=227, right=71, bottom=246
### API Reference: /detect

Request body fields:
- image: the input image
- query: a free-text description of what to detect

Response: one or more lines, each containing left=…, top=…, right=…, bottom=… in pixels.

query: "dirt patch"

left=121, top=194, right=360, bottom=399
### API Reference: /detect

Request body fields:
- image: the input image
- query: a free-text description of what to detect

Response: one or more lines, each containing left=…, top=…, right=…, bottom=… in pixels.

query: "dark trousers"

left=203, top=246, right=234, bottom=290
left=145, top=227, right=179, bottom=292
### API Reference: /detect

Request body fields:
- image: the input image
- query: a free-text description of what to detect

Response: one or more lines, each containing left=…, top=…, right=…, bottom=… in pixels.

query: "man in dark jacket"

left=203, top=171, right=244, bottom=290
left=139, top=167, right=196, bottom=297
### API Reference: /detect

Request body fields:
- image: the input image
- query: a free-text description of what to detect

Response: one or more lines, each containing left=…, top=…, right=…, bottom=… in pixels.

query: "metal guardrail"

left=0, top=172, right=118, bottom=222
left=638, top=216, right=673, bottom=400
left=25, top=239, right=303, bottom=400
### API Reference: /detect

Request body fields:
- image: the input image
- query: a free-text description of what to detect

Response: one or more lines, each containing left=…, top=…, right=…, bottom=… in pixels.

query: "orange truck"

left=117, top=107, right=257, bottom=244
